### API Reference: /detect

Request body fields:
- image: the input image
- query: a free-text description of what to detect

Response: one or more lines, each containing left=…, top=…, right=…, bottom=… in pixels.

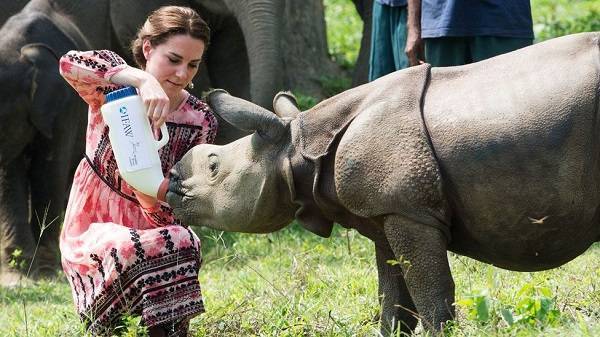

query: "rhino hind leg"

left=375, top=241, right=418, bottom=335
left=383, top=215, right=455, bottom=333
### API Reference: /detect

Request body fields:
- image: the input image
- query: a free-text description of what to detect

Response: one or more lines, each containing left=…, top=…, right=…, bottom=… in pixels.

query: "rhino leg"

left=375, top=240, right=418, bottom=336
left=383, top=215, right=455, bottom=332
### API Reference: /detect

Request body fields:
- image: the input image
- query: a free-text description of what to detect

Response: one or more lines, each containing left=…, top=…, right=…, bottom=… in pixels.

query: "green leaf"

left=475, top=296, right=490, bottom=322
left=538, top=286, right=553, bottom=298
left=500, top=308, right=515, bottom=326
left=455, top=298, right=474, bottom=307
left=516, top=282, right=533, bottom=298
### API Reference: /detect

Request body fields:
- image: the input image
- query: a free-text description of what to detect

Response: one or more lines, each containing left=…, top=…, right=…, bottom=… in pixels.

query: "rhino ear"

left=206, top=89, right=287, bottom=142
left=273, top=91, right=300, bottom=119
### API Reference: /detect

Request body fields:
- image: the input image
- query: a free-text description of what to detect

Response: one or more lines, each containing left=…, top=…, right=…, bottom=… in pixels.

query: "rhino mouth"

left=166, top=185, right=195, bottom=225
left=166, top=176, right=187, bottom=208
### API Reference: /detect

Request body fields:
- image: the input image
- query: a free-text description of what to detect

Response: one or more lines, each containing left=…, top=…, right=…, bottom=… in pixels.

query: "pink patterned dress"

left=58, top=50, right=216, bottom=335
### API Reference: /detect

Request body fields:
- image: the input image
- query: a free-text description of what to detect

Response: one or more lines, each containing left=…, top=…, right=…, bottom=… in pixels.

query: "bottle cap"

left=104, top=86, right=137, bottom=103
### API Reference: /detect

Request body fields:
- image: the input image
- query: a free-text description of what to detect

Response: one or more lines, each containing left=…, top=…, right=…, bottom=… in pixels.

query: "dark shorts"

left=424, top=36, right=533, bottom=67
left=369, top=2, right=408, bottom=81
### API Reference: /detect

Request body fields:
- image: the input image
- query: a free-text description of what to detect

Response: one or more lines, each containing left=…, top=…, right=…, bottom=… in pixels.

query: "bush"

left=324, top=0, right=362, bottom=70
left=531, top=0, right=599, bottom=41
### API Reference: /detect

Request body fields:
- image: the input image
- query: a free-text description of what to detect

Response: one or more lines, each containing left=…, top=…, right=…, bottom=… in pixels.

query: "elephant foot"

left=31, top=244, right=61, bottom=279
left=0, top=270, right=27, bottom=287
left=32, top=264, right=61, bottom=280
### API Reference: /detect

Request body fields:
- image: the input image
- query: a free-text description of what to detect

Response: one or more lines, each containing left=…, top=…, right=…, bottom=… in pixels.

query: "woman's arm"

left=59, top=50, right=170, bottom=126
left=59, top=50, right=128, bottom=109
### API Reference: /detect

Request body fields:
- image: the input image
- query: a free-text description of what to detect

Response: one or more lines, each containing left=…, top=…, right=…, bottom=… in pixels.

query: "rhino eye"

left=208, top=154, right=219, bottom=176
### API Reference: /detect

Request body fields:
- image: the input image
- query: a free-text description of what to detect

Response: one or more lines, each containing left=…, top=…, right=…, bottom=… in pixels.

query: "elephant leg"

left=383, top=215, right=455, bottom=333
left=375, top=240, right=418, bottom=336
left=206, top=19, right=250, bottom=100
left=28, top=146, right=69, bottom=276
left=0, top=155, right=35, bottom=286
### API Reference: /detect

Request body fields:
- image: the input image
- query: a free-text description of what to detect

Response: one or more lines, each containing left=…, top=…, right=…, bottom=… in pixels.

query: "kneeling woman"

left=59, top=6, right=216, bottom=337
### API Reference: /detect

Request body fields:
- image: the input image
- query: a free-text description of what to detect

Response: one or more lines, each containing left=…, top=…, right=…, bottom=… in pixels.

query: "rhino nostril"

left=168, top=175, right=185, bottom=196
left=169, top=168, right=180, bottom=180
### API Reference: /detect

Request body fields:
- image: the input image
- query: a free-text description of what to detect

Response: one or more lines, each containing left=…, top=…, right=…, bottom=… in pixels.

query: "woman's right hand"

left=111, top=66, right=170, bottom=127
left=138, top=74, right=170, bottom=127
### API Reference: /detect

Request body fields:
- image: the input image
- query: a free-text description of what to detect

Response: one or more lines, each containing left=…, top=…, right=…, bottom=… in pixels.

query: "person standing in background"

left=369, top=0, right=409, bottom=81
left=406, top=0, right=534, bottom=67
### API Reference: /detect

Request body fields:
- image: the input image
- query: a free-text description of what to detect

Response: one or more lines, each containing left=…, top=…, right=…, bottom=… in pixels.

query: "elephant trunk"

left=230, top=0, right=285, bottom=108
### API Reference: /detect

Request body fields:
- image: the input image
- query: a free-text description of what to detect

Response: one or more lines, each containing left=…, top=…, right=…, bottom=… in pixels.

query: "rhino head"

left=167, top=90, right=301, bottom=233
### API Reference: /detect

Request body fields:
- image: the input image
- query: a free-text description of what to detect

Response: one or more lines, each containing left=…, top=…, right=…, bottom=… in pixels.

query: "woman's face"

left=143, top=34, right=205, bottom=100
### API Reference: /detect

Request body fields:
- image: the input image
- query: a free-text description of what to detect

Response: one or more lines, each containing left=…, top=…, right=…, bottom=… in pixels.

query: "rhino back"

left=424, top=32, right=600, bottom=270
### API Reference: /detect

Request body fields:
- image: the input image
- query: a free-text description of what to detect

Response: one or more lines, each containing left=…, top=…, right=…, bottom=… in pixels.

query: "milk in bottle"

left=100, top=86, right=169, bottom=199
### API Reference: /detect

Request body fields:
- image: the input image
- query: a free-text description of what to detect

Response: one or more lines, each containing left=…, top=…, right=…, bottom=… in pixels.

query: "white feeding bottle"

left=101, top=86, right=169, bottom=201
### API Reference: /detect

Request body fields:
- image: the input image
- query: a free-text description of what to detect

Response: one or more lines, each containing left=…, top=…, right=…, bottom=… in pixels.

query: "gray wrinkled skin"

left=168, top=33, right=600, bottom=335
left=0, top=2, right=89, bottom=285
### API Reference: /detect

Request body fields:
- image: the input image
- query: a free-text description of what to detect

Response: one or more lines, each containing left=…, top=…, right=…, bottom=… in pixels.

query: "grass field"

left=2, top=1, right=600, bottom=336
left=1, top=224, right=599, bottom=336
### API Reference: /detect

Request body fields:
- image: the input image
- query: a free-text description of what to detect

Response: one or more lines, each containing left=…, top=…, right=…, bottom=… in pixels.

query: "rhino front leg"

left=375, top=240, right=418, bottom=336
left=383, top=215, right=455, bottom=333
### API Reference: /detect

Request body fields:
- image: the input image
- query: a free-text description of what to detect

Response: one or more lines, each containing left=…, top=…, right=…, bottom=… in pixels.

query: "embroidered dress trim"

left=80, top=233, right=204, bottom=335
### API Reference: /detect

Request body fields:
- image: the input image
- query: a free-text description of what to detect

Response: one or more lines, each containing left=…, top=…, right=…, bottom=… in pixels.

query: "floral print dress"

left=58, top=50, right=217, bottom=335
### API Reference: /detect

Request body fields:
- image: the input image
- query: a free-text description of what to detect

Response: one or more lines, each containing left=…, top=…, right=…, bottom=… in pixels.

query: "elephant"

left=0, top=1, right=89, bottom=285
left=166, top=32, right=600, bottom=335
left=0, top=0, right=30, bottom=26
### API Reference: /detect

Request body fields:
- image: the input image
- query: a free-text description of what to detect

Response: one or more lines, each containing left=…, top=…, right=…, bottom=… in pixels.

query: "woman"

left=59, top=6, right=215, bottom=337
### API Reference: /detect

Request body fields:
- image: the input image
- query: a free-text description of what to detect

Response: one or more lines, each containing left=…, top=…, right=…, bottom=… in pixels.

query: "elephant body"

left=167, top=32, right=600, bottom=334
left=0, top=1, right=88, bottom=284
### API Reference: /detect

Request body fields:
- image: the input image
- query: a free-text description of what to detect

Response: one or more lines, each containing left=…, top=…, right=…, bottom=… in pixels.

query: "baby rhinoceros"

left=167, top=32, right=600, bottom=335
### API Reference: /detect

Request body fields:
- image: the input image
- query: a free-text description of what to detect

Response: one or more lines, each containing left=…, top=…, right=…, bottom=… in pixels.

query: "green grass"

left=1, top=223, right=598, bottom=336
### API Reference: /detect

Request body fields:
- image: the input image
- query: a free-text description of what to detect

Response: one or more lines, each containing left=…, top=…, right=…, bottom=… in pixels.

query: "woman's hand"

left=111, top=65, right=170, bottom=127
left=138, top=75, right=170, bottom=127
left=115, top=169, right=159, bottom=211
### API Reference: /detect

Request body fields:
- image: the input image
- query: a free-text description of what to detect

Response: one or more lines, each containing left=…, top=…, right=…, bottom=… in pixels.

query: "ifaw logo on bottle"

left=119, top=106, right=134, bottom=137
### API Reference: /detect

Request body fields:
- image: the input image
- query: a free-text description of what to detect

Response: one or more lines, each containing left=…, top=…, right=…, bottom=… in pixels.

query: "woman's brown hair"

left=131, top=6, right=210, bottom=68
